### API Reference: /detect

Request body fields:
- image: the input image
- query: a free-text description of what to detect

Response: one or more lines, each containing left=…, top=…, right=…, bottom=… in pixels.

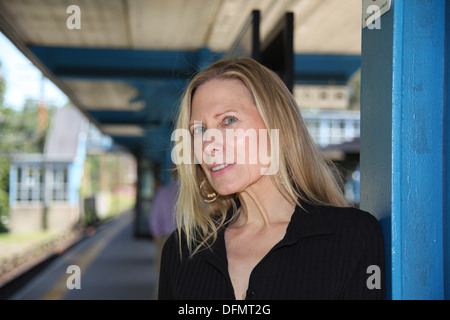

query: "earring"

left=199, top=179, right=219, bottom=203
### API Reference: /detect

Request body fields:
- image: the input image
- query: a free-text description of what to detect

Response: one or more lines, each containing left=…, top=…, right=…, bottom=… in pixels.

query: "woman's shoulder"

left=310, top=203, right=379, bottom=224
left=161, top=228, right=200, bottom=262
left=162, top=229, right=184, bottom=253
left=295, top=203, right=385, bottom=265
left=303, top=203, right=383, bottom=239
left=161, top=230, right=183, bottom=263
left=325, top=205, right=378, bottom=223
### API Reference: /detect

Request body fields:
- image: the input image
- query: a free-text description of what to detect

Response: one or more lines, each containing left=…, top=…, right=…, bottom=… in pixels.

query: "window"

left=16, top=165, right=43, bottom=203
left=14, top=164, right=69, bottom=203
left=51, top=167, right=68, bottom=201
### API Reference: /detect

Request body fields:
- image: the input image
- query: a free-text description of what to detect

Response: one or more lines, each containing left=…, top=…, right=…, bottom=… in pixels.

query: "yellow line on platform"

left=40, top=215, right=130, bottom=300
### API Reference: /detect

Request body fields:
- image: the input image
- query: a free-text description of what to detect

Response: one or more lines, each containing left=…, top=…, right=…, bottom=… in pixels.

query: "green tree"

left=0, top=157, right=9, bottom=231
left=0, top=60, right=9, bottom=230
left=0, top=59, right=61, bottom=230
left=0, top=61, right=5, bottom=107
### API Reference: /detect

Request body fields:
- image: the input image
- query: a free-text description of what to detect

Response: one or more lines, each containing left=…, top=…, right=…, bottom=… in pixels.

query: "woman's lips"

left=209, top=163, right=236, bottom=177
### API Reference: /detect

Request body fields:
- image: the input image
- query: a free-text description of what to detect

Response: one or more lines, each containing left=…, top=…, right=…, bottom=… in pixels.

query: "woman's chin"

left=213, top=183, right=241, bottom=197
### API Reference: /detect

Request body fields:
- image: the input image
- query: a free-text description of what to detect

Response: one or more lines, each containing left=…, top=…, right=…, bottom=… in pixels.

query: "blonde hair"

left=174, top=57, right=347, bottom=256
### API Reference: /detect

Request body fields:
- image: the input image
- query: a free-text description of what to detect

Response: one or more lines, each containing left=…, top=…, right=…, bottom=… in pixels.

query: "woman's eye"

left=223, top=116, right=238, bottom=125
left=192, top=126, right=206, bottom=135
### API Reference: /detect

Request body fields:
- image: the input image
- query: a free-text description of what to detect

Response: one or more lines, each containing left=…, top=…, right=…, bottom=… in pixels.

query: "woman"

left=159, top=57, right=385, bottom=300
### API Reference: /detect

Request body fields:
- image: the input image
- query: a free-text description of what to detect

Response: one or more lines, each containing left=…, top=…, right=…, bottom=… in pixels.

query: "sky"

left=0, top=32, right=69, bottom=109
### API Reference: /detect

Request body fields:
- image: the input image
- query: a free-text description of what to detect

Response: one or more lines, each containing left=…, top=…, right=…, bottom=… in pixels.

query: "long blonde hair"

left=173, top=57, right=347, bottom=256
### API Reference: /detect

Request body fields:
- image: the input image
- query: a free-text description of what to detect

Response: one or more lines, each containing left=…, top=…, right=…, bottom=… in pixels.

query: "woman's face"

left=190, top=78, right=271, bottom=196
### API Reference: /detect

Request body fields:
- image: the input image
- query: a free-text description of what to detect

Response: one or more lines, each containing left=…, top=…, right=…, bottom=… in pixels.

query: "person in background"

left=149, top=169, right=178, bottom=294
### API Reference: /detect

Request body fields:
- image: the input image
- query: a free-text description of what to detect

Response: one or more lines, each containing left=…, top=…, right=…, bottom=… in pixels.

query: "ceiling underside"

left=0, top=0, right=362, bottom=52
left=0, top=0, right=363, bottom=181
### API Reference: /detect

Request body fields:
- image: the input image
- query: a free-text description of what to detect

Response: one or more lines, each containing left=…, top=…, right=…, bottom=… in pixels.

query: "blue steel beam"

left=89, top=111, right=162, bottom=125
left=294, top=54, right=361, bottom=85
left=29, top=46, right=222, bottom=81
left=30, top=45, right=360, bottom=84
left=361, top=0, right=447, bottom=300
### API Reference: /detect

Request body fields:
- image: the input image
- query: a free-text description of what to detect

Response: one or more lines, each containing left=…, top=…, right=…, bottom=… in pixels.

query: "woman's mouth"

left=209, top=163, right=235, bottom=177
left=211, top=164, right=231, bottom=171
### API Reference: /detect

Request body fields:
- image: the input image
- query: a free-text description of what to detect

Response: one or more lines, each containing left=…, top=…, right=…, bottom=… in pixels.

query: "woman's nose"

left=202, top=128, right=225, bottom=160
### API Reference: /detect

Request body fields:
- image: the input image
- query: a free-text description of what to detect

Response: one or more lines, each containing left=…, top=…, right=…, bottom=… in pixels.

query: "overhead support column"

left=360, top=0, right=447, bottom=299
left=444, top=0, right=450, bottom=300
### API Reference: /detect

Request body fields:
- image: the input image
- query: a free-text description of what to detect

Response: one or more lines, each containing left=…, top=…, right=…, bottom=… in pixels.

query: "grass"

left=0, top=230, right=61, bottom=261
left=0, top=194, right=135, bottom=263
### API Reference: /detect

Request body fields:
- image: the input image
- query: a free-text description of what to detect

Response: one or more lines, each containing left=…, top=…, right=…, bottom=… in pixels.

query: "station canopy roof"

left=0, top=0, right=362, bottom=180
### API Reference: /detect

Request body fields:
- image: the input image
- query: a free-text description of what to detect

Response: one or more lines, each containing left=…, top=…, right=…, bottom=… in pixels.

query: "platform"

left=8, top=211, right=157, bottom=300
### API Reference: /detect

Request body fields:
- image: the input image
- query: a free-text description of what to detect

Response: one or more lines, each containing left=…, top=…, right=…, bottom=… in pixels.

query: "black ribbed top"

left=158, top=202, right=385, bottom=300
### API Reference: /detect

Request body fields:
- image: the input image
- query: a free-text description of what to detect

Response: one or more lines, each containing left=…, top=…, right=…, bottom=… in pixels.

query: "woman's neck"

left=233, top=175, right=295, bottom=228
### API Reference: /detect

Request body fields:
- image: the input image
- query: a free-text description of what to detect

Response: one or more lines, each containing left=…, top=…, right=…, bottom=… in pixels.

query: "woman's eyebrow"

left=214, top=109, right=238, bottom=118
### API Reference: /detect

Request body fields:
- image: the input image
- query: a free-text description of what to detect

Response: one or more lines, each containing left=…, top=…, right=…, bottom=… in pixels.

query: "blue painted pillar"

left=361, top=0, right=447, bottom=299
left=444, top=0, right=450, bottom=300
